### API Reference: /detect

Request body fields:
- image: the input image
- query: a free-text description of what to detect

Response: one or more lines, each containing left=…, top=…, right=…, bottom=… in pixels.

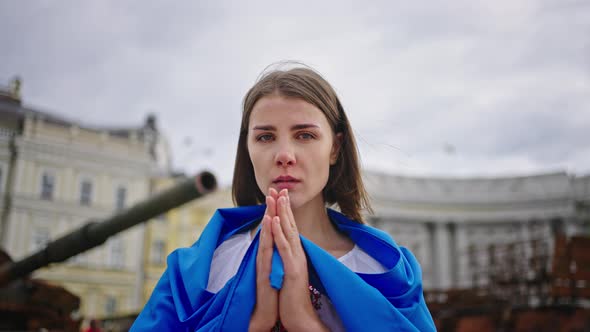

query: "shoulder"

left=327, top=208, right=396, bottom=245
left=327, top=209, right=407, bottom=270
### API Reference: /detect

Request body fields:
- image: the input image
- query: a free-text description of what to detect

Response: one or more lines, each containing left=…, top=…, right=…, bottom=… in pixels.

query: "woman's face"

left=247, top=94, right=340, bottom=210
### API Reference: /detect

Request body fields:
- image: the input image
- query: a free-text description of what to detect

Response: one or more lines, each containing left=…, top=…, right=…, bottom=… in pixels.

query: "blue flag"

left=131, top=205, right=435, bottom=331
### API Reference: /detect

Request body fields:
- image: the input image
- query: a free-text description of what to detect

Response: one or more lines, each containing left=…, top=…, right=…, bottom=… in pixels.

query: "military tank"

left=0, top=171, right=217, bottom=331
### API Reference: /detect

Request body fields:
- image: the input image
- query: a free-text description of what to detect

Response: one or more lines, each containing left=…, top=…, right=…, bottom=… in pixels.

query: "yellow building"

left=142, top=176, right=232, bottom=303
left=0, top=80, right=171, bottom=318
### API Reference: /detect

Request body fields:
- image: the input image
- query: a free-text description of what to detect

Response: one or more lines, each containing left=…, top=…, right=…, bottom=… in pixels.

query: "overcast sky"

left=1, top=1, right=589, bottom=185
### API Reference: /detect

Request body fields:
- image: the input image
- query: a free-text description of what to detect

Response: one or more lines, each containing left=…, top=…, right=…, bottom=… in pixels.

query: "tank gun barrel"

left=0, top=171, right=217, bottom=286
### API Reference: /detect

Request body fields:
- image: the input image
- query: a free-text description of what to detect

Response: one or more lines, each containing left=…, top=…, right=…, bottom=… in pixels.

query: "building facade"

left=364, top=171, right=590, bottom=290
left=141, top=181, right=232, bottom=304
left=0, top=83, right=170, bottom=318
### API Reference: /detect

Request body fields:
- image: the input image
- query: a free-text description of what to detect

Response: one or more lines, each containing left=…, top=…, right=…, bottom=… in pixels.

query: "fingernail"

left=279, top=197, right=285, bottom=206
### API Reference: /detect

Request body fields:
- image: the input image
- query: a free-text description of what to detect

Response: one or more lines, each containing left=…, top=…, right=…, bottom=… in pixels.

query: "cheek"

left=319, top=160, right=331, bottom=185
left=311, top=147, right=333, bottom=184
left=249, top=148, right=264, bottom=171
left=248, top=147, right=268, bottom=190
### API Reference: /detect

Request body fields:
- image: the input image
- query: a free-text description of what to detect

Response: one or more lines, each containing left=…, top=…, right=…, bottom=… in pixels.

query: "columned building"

left=0, top=82, right=170, bottom=317
left=364, top=171, right=590, bottom=290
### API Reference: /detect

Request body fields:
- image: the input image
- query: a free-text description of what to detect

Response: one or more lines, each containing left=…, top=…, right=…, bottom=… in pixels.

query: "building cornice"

left=364, top=170, right=575, bottom=203
left=12, top=194, right=118, bottom=219
left=371, top=199, right=574, bottom=223
left=16, top=137, right=153, bottom=174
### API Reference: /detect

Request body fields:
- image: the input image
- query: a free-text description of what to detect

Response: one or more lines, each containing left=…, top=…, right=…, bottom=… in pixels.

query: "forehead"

left=249, top=95, right=330, bottom=127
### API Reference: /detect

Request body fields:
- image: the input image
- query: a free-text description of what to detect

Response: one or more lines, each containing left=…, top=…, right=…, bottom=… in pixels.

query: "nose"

left=274, top=144, right=296, bottom=167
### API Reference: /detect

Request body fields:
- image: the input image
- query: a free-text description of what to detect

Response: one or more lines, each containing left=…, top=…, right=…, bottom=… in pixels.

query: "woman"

left=131, top=65, right=435, bottom=331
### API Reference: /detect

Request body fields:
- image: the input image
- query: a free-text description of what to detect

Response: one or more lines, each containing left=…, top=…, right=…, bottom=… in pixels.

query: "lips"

left=273, top=175, right=300, bottom=183
left=272, top=175, right=301, bottom=190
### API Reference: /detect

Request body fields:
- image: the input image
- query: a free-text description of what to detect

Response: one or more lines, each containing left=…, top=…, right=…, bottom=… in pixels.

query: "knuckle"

left=276, top=241, right=287, bottom=251
left=287, top=231, right=298, bottom=242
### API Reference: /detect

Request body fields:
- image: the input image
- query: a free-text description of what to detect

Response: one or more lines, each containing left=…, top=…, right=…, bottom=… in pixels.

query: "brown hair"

left=231, top=64, right=372, bottom=223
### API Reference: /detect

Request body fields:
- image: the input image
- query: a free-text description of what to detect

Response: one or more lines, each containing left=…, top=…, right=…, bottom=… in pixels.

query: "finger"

left=284, top=192, right=298, bottom=231
left=265, top=195, right=276, bottom=219
left=257, top=216, right=274, bottom=276
left=277, top=190, right=295, bottom=227
left=269, top=187, right=279, bottom=201
left=277, top=190, right=302, bottom=253
left=277, top=195, right=299, bottom=247
left=278, top=188, right=288, bottom=201
left=271, top=216, right=293, bottom=262
left=257, top=215, right=269, bottom=258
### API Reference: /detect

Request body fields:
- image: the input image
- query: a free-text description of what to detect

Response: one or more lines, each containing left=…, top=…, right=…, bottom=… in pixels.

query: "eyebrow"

left=252, top=124, right=320, bottom=131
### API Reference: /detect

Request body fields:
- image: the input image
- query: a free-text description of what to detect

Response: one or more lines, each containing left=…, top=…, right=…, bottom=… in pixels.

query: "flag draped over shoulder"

left=130, top=205, right=435, bottom=332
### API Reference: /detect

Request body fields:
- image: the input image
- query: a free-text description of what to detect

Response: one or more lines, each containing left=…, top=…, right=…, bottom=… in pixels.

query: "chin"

left=291, top=193, right=320, bottom=211
left=288, top=198, right=302, bottom=210
left=284, top=192, right=304, bottom=209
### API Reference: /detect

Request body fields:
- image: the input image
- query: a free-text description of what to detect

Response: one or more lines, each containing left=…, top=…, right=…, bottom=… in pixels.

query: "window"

left=115, top=186, right=126, bottom=210
left=105, top=296, right=117, bottom=316
left=107, top=237, right=125, bottom=269
left=31, top=227, right=50, bottom=251
left=151, top=240, right=166, bottom=265
left=40, top=172, right=55, bottom=200
left=80, top=179, right=93, bottom=205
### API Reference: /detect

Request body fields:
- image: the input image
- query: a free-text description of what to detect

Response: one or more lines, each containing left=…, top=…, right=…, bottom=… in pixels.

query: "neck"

left=291, top=196, right=337, bottom=245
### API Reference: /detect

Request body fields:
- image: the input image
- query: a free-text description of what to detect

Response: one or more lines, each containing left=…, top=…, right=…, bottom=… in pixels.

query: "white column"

left=426, top=222, right=436, bottom=289
left=434, top=222, right=452, bottom=289
left=565, top=217, right=579, bottom=236
left=455, top=223, right=469, bottom=288
left=133, top=223, right=146, bottom=310
left=4, top=210, right=19, bottom=256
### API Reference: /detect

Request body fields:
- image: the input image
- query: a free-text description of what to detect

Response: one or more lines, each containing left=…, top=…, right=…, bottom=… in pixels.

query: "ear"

left=330, top=133, right=343, bottom=165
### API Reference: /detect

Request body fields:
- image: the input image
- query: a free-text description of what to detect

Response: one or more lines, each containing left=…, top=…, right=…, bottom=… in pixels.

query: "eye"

left=297, top=132, right=316, bottom=140
left=256, top=133, right=274, bottom=142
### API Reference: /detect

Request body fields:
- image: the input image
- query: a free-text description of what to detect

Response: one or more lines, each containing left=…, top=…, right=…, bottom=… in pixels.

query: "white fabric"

left=206, top=232, right=253, bottom=294
left=338, top=244, right=388, bottom=274
left=206, top=229, right=387, bottom=331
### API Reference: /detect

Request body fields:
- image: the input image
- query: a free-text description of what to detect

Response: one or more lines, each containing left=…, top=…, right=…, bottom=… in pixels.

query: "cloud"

left=1, top=0, right=588, bottom=185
